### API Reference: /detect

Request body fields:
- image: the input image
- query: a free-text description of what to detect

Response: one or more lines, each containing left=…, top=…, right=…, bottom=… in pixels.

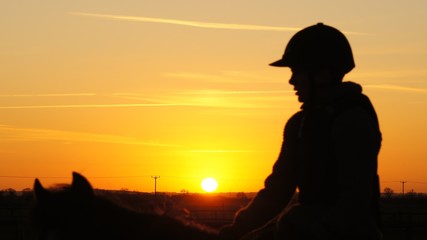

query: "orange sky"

left=1, top=1, right=427, bottom=193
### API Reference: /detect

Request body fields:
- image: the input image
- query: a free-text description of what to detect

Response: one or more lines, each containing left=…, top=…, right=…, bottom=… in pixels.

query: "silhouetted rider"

left=220, top=23, right=382, bottom=240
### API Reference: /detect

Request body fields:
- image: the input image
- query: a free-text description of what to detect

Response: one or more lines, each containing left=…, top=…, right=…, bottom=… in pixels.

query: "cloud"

left=164, top=71, right=286, bottom=84
left=0, top=101, right=281, bottom=111
left=0, top=93, right=96, bottom=97
left=364, top=84, right=427, bottom=93
left=0, top=100, right=282, bottom=110
left=165, top=72, right=244, bottom=83
left=0, top=88, right=292, bottom=110
left=0, top=125, right=178, bottom=147
left=0, top=92, right=187, bottom=109
left=0, top=125, right=269, bottom=154
left=71, top=12, right=365, bottom=35
left=353, top=69, right=427, bottom=80
left=182, top=149, right=261, bottom=153
left=0, top=103, right=184, bottom=109
left=71, top=12, right=301, bottom=32
left=114, top=89, right=293, bottom=97
left=177, top=90, right=293, bottom=95
left=112, top=91, right=293, bottom=109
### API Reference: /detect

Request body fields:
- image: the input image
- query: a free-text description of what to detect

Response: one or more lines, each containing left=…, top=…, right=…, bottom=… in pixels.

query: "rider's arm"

left=220, top=112, right=302, bottom=239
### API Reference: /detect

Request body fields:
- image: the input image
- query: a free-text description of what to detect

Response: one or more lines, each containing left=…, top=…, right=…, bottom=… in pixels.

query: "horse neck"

left=91, top=197, right=219, bottom=240
left=92, top=197, right=150, bottom=227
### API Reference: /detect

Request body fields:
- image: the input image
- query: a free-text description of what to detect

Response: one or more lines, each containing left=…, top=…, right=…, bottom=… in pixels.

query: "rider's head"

left=270, top=23, right=355, bottom=102
left=270, top=22, right=354, bottom=75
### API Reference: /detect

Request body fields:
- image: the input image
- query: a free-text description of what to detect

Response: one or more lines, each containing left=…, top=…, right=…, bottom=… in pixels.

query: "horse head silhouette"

left=33, top=172, right=219, bottom=240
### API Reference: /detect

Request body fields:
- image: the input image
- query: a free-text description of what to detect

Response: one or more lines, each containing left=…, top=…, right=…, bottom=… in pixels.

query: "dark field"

left=1, top=190, right=426, bottom=240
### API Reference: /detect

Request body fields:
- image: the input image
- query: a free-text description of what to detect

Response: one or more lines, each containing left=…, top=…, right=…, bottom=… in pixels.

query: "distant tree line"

left=382, top=187, right=423, bottom=198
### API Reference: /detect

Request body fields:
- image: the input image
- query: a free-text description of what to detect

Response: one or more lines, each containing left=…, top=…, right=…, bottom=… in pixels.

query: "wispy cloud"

left=0, top=93, right=96, bottom=97
left=165, top=72, right=243, bottom=83
left=176, top=90, right=293, bottom=95
left=0, top=102, right=279, bottom=110
left=71, top=12, right=301, bottom=32
left=164, top=71, right=286, bottom=84
left=0, top=100, right=284, bottom=110
left=0, top=125, right=269, bottom=154
left=364, top=84, right=427, bottom=93
left=71, top=12, right=365, bottom=35
left=0, top=89, right=292, bottom=110
left=0, top=125, right=178, bottom=147
left=182, top=149, right=261, bottom=153
left=0, top=92, right=186, bottom=109
left=112, top=91, right=293, bottom=109
left=352, top=69, right=427, bottom=80
left=0, top=103, right=185, bottom=110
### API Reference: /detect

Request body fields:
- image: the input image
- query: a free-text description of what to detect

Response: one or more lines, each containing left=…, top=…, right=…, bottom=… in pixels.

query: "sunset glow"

left=1, top=1, right=427, bottom=193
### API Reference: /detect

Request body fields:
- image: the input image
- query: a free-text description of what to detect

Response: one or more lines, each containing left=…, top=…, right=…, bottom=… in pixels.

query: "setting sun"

left=201, top=178, right=218, bottom=193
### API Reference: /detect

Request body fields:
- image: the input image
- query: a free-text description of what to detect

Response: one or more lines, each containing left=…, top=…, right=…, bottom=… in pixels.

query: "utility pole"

left=151, top=176, right=160, bottom=196
left=400, top=181, right=407, bottom=198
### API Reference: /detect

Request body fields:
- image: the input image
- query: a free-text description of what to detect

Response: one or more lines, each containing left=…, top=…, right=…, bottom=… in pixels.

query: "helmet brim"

left=269, top=58, right=289, bottom=67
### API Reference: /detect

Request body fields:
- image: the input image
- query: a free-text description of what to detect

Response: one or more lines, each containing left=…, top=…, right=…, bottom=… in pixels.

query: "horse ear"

left=71, top=172, right=94, bottom=198
left=34, top=178, right=49, bottom=201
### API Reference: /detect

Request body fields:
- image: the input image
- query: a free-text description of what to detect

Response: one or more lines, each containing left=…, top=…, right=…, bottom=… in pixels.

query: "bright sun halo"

left=201, top=177, right=218, bottom=193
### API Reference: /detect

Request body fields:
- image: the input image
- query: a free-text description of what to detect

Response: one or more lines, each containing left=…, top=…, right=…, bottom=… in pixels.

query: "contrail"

left=71, top=12, right=301, bottom=32
left=71, top=12, right=366, bottom=35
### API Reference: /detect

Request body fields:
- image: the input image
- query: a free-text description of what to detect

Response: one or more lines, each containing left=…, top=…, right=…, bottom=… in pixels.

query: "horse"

left=33, top=172, right=221, bottom=240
